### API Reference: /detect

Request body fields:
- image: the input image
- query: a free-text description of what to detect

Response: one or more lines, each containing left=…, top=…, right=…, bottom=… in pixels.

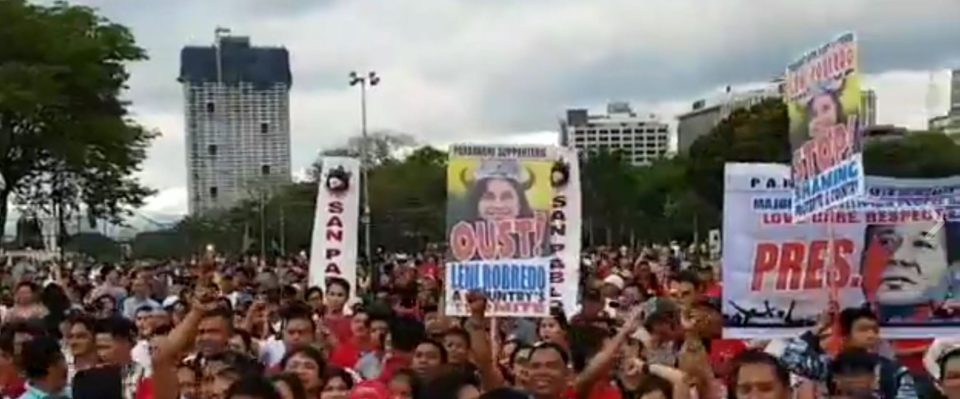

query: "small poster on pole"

left=784, top=32, right=864, bottom=221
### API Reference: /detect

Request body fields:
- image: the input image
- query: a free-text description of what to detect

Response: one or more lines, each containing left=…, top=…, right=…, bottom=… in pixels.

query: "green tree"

left=683, top=99, right=960, bottom=238
left=63, top=232, right=121, bottom=262
left=579, top=149, right=718, bottom=246
left=174, top=213, right=246, bottom=255
left=268, top=182, right=319, bottom=254
left=863, top=132, right=960, bottom=177
left=581, top=150, right=640, bottom=245
left=367, top=146, right=447, bottom=251
left=131, top=230, right=189, bottom=259
left=160, top=143, right=448, bottom=257
left=686, top=98, right=791, bottom=213
left=0, top=1, right=155, bottom=234
left=310, top=131, right=417, bottom=180
left=634, top=156, right=719, bottom=243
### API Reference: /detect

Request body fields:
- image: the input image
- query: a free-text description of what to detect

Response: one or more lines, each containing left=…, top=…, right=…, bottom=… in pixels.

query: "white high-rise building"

left=179, top=33, right=292, bottom=215
left=952, top=68, right=960, bottom=112
left=560, top=102, right=671, bottom=166
left=860, top=89, right=877, bottom=128
left=676, top=83, right=782, bottom=154
left=929, top=69, right=960, bottom=141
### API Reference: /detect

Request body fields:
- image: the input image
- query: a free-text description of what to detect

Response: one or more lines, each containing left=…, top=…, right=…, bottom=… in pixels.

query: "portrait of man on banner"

left=861, top=221, right=960, bottom=323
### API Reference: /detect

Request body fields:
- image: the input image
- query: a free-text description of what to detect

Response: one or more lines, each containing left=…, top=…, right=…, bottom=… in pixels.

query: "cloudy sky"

left=59, top=0, right=960, bottom=218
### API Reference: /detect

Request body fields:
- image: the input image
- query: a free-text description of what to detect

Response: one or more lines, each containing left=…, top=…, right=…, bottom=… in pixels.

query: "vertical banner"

left=549, top=147, right=582, bottom=318
left=445, top=145, right=555, bottom=317
left=723, top=163, right=960, bottom=338
left=309, top=157, right=360, bottom=304
left=785, top=33, right=864, bottom=220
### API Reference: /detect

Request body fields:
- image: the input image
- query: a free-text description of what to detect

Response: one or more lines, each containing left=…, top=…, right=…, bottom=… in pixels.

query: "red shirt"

left=136, top=377, right=154, bottom=399
left=419, top=262, right=440, bottom=280
left=325, top=313, right=353, bottom=343
left=564, top=381, right=623, bottom=399
left=0, top=376, right=25, bottom=399
left=351, top=381, right=391, bottom=399
left=330, top=338, right=372, bottom=369
left=377, top=352, right=412, bottom=384
left=894, top=339, right=932, bottom=374
left=705, top=282, right=722, bottom=299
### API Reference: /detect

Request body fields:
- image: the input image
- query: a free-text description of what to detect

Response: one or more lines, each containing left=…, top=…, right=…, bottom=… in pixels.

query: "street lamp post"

left=349, top=71, right=379, bottom=290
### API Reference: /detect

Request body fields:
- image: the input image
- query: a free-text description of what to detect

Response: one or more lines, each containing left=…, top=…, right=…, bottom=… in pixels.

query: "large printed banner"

left=309, top=157, right=360, bottom=304
left=785, top=33, right=864, bottom=220
left=723, top=163, right=960, bottom=338
left=445, top=145, right=555, bottom=317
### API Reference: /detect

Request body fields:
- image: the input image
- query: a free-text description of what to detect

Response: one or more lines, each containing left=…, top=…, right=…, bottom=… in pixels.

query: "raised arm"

left=464, top=292, right=506, bottom=391
left=678, top=309, right=715, bottom=399
left=777, top=330, right=832, bottom=381
left=771, top=305, right=835, bottom=382
left=151, top=297, right=217, bottom=399
left=574, top=309, right=643, bottom=398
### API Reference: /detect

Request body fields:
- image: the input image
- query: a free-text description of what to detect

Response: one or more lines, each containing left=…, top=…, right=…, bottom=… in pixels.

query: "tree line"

left=131, top=99, right=960, bottom=259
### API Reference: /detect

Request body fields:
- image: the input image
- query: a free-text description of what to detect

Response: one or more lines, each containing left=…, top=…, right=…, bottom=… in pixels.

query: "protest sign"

left=309, top=157, right=361, bottom=304
left=445, top=260, right=551, bottom=316
left=549, top=147, right=582, bottom=318
left=445, top=144, right=555, bottom=317
left=784, top=33, right=864, bottom=220
left=723, top=163, right=960, bottom=338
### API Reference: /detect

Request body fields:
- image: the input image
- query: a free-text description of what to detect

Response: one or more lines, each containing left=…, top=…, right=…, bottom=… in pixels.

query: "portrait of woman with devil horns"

left=460, top=159, right=536, bottom=223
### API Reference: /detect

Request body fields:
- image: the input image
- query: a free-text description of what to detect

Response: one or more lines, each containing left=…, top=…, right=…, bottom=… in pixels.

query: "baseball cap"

left=602, top=274, right=625, bottom=291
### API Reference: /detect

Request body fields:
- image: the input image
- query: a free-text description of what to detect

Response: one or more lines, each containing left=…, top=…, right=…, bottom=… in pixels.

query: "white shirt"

left=131, top=339, right=152, bottom=376
left=258, top=337, right=287, bottom=368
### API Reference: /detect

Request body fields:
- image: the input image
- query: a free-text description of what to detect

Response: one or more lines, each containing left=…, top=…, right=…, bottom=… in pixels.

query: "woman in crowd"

left=320, top=367, right=354, bottom=399
left=92, top=294, right=120, bottom=319
left=4, top=282, right=48, bottom=323
left=305, top=287, right=324, bottom=316
left=281, top=346, right=327, bottom=399
left=537, top=308, right=570, bottom=351
left=323, top=278, right=352, bottom=344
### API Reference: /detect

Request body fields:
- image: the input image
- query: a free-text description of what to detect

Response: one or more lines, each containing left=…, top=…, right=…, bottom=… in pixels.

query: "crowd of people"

left=0, top=246, right=956, bottom=399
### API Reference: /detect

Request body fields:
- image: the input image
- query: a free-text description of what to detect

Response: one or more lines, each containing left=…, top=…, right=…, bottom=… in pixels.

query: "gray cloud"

left=234, top=0, right=334, bottom=18
left=471, top=1, right=960, bottom=133
left=36, top=0, right=960, bottom=215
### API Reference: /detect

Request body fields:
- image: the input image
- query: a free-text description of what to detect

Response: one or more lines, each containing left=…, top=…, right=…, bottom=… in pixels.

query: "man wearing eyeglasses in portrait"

left=861, top=221, right=960, bottom=322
